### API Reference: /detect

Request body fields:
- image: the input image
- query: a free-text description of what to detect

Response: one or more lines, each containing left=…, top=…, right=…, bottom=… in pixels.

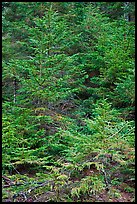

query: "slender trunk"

left=124, top=2, right=130, bottom=22
left=47, top=3, right=52, bottom=57
left=39, top=56, right=42, bottom=78
left=13, top=78, right=16, bottom=103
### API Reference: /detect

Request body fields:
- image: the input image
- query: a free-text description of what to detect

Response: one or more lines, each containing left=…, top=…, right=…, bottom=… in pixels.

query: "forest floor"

left=2, top=148, right=135, bottom=202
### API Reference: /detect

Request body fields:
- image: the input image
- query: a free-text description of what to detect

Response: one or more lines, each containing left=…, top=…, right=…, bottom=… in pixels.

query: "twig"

left=2, top=175, right=12, bottom=182
left=2, top=175, right=14, bottom=185
left=109, top=125, right=134, bottom=139
left=13, top=192, right=27, bottom=201
left=9, top=162, right=21, bottom=174
left=109, top=126, right=125, bottom=138
left=12, top=180, right=54, bottom=201
left=27, top=180, right=53, bottom=194
left=3, top=183, right=25, bottom=188
left=101, top=166, right=110, bottom=191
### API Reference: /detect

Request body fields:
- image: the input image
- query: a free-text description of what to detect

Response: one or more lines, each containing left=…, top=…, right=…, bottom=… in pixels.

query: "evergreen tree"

left=2, top=2, right=135, bottom=202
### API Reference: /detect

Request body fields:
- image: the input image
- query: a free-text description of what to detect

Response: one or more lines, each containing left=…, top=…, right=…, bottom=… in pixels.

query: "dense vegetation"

left=2, top=2, right=135, bottom=202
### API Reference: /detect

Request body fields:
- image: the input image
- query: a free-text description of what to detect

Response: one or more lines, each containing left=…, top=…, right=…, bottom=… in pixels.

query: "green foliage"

left=2, top=2, right=135, bottom=202
left=2, top=103, right=53, bottom=170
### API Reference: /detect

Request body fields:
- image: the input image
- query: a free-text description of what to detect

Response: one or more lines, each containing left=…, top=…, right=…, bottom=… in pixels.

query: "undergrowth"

left=2, top=99, right=135, bottom=202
